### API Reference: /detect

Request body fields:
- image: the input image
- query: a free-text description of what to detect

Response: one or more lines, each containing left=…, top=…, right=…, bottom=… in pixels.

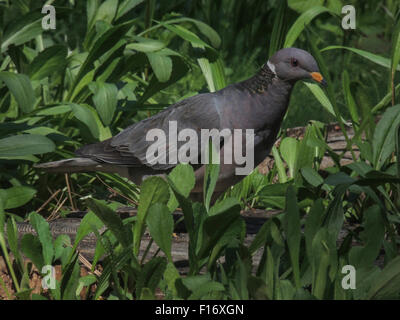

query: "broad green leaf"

left=305, top=199, right=325, bottom=261
left=0, top=134, right=55, bottom=157
left=349, top=205, right=384, bottom=268
left=2, top=186, right=36, bottom=209
left=301, top=166, right=324, bottom=187
left=167, top=164, right=195, bottom=212
left=311, top=228, right=330, bottom=299
left=284, top=6, right=332, bottom=48
left=204, top=140, right=220, bottom=211
left=288, top=0, right=324, bottom=13
left=146, top=52, right=172, bottom=83
left=136, top=257, right=167, bottom=298
left=69, top=21, right=135, bottom=97
left=303, top=82, right=336, bottom=118
left=86, top=198, right=131, bottom=248
left=21, top=234, right=44, bottom=270
left=89, top=82, right=118, bottom=126
left=92, top=0, right=118, bottom=26
left=0, top=72, right=35, bottom=113
left=164, top=262, right=180, bottom=297
left=75, top=275, right=97, bottom=299
left=161, top=22, right=212, bottom=49
left=140, top=55, right=189, bottom=103
left=147, top=203, right=174, bottom=261
left=29, top=212, right=54, bottom=266
left=367, top=256, right=400, bottom=299
left=1, top=12, right=43, bottom=53
left=391, top=23, right=400, bottom=88
left=6, top=217, right=24, bottom=270
left=29, top=45, right=68, bottom=80
left=73, top=211, right=104, bottom=251
left=322, top=46, right=400, bottom=71
left=272, top=143, right=287, bottom=183
left=116, top=0, right=145, bottom=19
left=372, top=105, right=400, bottom=169
left=342, top=70, right=359, bottom=125
left=134, top=177, right=170, bottom=255
left=196, top=198, right=241, bottom=259
left=257, top=183, right=291, bottom=209
left=70, top=103, right=101, bottom=139
left=279, top=137, right=299, bottom=178
left=188, top=280, right=225, bottom=299
left=284, top=186, right=301, bottom=288
left=126, top=37, right=166, bottom=52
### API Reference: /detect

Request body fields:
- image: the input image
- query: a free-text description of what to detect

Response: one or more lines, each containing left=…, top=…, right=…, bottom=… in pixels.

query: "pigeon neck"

left=240, top=64, right=277, bottom=93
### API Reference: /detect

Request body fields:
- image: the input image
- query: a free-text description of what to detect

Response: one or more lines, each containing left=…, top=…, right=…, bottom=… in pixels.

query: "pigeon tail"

left=34, top=158, right=104, bottom=173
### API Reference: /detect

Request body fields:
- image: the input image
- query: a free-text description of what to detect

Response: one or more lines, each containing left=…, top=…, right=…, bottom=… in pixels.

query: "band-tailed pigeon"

left=36, top=48, right=326, bottom=196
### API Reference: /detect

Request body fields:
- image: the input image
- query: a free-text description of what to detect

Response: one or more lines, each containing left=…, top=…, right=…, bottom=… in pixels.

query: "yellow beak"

left=310, top=72, right=327, bottom=87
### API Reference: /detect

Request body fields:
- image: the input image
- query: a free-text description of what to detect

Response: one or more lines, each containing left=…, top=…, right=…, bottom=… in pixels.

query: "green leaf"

left=134, top=177, right=170, bottom=255
left=284, top=186, right=301, bottom=288
left=73, top=211, right=104, bottom=251
left=301, top=166, right=324, bottom=187
left=322, top=46, right=400, bottom=71
left=367, top=256, right=400, bottom=299
left=372, top=105, right=400, bottom=169
left=86, top=198, right=131, bottom=248
left=6, top=217, right=24, bottom=270
left=29, top=45, right=68, bottom=80
left=342, top=70, right=359, bottom=126
left=257, top=183, right=291, bottom=209
left=196, top=198, right=241, bottom=260
left=164, top=262, right=180, bottom=297
left=116, top=0, right=145, bottom=20
left=303, top=82, right=337, bottom=118
left=272, top=145, right=287, bottom=183
left=70, top=20, right=135, bottom=97
left=70, top=103, right=101, bottom=139
left=147, top=203, right=174, bottom=261
left=2, top=186, right=36, bottom=209
left=75, top=275, right=97, bottom=299
left=349, top=205, right=384, bottom=268
left=1, top=12, right=43, bottom=53
left=20, top=234, right=44, bottom=270
left=305, top=199, right=325, bottom=261
left=204, top=140, right=220, bottom=211
left=391, top=22, right=400, bottom=89
left=146, top=52, right=172, bottom=83
left=126, top=37, right=166, bottom=52
left=89, top=82, right=118, bottom=126
left=167, top=164, right=195, bottom=211
left=288, top=0, right=324, bottom=13
left=140, top=55, right=189, bottom=103
left=136, top=257, right=167, bottom=298
left=311, top=228, right=330, bottom=299
left=279, top=137, right=299, bottom=178
left=284, top=6, right=332, bottom=48
left=0, top=134, right=55, bottom=157
left=29, top=212, right=54, bottom=266
left=0, top=72, right=35, bottom=113
left=161, top=22, right=212, bottom=49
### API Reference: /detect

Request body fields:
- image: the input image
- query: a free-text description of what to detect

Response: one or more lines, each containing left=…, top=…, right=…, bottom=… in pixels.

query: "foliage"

left=0, top=0, right=400, bottom=300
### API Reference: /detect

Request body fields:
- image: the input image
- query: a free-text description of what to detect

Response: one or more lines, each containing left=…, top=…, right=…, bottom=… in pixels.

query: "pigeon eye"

left=291, top=58, right=299, bottom=67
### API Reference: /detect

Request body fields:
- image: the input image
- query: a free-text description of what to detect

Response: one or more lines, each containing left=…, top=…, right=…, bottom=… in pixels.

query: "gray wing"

left=76, top=93, right=222, bottom=170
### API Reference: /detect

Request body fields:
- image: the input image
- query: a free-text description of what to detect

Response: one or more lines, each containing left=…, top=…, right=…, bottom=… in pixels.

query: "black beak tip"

left=320, top=79, right=328, bottom=88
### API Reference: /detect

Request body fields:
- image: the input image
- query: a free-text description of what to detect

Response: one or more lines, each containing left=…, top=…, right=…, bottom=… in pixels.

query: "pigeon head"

left=267, top=47, right=327, bottom=86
